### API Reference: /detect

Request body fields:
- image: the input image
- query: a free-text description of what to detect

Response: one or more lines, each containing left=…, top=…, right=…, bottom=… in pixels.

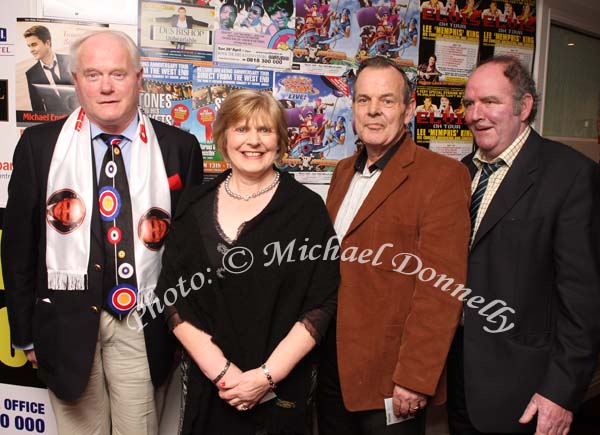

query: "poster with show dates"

left=192, top=66, right=274, bottom=176
left=479, top=0, right=536, bottom=70
left=414, top=84, right=473, bottom=160
left=139, top=58, right=194, bottom=127
left=418, top=0, right=479, bottom=85
left=212, top=0, right=295, bottom=69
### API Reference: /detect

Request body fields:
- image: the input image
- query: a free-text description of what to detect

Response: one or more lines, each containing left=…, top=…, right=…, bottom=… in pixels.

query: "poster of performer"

left=418, top=0, right=479, bottom=84
left=354, top=0, right=421, bottom=68
left=139, top=0, right=214, bottom=61
left=414, top=84, right=473, bottom=160
left=139, top=58, right=194, bottom=128
left=192, top=66, right=274, bottom=176
left=479, top=0, right=536, bottom=70
left=273, top=72, right=355, bottom=184
left=14, top=18, right=108, bottom=126
left=292, top=0, right=358, bottom=75
left=213, top=0, right=295, bottom=69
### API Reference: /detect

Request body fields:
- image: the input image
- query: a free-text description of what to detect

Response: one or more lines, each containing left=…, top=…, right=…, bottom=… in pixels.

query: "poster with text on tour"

left=273, top=72, right=355, bottom=184
left=418, top=0, right=479, bottom=85
left=138, top=0, right=214, bottom=62
left=414, top=83, right=473, bottom=160
left=478, top=0, right=536, bottom=71
left=15, top=18, right=108, bottom=126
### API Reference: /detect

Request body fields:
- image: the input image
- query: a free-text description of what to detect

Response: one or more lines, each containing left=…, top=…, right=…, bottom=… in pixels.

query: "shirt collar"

left=91, top=115, right=139, bottom=143
left=354, top=131, right=406, bottom=174
left=472, top=126, right=530, bottom=169
left=40, top=54, right=58, bottom=70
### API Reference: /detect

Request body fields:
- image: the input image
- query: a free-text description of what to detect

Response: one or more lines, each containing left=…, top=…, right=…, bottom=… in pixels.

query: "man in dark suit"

left=447, top=56, right=600, bottom=434
left=155, top=6, right=209, bottom=28
left=318, top=56, right=471, bottom=435
left=23, top=25, right=74, bottom=113
left=3, top=30, right=203, bottom=434
left=154, top=6, right=209, bottom=49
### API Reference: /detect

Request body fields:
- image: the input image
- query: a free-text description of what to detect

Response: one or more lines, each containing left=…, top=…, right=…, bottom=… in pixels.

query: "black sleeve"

left=2, top=129, right=42, bottom=347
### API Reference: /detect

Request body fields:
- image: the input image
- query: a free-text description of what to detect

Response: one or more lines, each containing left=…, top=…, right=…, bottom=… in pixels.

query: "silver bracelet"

left=212, top=360, right=231, bottom=384
left=261, top=364, right=277, bottom=390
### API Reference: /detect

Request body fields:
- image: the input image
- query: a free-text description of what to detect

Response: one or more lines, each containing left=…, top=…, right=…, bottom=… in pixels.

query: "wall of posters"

left=134, top=0, right=538, bottom=171
left=137, top=0, right=538, bottom=166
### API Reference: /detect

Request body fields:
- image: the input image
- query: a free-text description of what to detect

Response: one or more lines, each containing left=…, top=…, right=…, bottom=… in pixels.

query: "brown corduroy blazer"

left=326, top=134, right=471, bottom=410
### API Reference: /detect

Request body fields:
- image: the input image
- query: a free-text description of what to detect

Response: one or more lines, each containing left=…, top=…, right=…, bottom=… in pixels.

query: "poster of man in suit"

left=15, top=18, right=108, bottom=125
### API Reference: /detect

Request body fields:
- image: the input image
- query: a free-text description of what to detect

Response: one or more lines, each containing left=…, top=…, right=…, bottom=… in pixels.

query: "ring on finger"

left=239, top=404, right=249, bottom=411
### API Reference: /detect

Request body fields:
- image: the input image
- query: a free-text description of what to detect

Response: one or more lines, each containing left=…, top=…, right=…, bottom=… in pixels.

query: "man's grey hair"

left=354, top=56, right=413, bottom=104
left=69, top=30, right=141, bottom=74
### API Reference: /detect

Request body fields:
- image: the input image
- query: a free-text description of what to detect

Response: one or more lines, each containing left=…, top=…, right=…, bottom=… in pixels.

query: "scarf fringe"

left=138, top=285, right=159, bottom=308
left=48, top=272, right=88, bottom=291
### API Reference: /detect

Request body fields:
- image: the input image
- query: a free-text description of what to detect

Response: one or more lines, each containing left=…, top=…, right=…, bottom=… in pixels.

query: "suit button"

left=93, top=264, right=103, bottom=272
left=90, top=306, right=99, bottom=313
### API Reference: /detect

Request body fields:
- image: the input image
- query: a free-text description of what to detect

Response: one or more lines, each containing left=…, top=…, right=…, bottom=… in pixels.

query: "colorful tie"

left=470, top=161, right=503, bottom=242
left=98, top=134, right=138, bottom=318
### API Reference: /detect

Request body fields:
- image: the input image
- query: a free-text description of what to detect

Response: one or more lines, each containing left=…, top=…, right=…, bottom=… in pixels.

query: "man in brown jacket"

left=317, top=56, right=471, bottom=434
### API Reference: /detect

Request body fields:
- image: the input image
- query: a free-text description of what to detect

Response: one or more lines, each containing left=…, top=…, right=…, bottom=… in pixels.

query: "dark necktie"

left=98, top=134, right=138, bottom=318
left=470, top=161, right=503, bottom=242
left=43, top=61, right=61, bottom=84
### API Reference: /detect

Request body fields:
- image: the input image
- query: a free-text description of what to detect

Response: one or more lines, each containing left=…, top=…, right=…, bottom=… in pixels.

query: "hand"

left=519, top=393, right=573, bottom=435
left=214, top=364, right=243, bottom=392
left=392, top=385, right=427, bottom=419
left=218, top=368, right=272, bottom=411
left=24, top=349, right=37, bottom=367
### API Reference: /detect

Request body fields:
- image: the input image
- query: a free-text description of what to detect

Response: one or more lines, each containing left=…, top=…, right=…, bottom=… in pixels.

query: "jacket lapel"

left=89, top=141, right=104, bottom=250
left=326, top=159, right=356, bottom=224
left=341, top=137, right=415, bottom=238
left=471, top=131, right=540, bottom=249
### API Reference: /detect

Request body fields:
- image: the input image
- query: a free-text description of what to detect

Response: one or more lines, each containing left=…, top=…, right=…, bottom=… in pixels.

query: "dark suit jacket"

left=326, top=135, right=471, bottom=410
left=2, top=116, right=204, bottom=401
left=25, top=54, right=73, bottom=113
left=461, top=130, right=600, bottom=432
left=156, top=15, right=209, bottom=28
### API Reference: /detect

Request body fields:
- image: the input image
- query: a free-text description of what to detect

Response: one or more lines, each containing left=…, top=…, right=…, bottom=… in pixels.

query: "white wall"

left=535, top=0, right=600, bottom=162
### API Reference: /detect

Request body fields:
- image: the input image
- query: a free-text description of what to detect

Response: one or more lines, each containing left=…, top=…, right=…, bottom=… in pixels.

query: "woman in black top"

left=155, top=89, right=339, bottom=434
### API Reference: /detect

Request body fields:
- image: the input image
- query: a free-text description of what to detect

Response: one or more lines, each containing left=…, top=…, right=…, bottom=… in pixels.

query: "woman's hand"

left=214, top=364, right=243, bottom=391
left=218, top=368, right=272, bottom=411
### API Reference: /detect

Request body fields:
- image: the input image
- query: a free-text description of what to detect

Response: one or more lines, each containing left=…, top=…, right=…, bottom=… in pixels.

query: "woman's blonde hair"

left=213, top=89, right=288, bottom=161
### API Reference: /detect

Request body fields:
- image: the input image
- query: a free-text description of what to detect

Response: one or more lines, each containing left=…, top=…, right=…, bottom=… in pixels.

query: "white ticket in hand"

left=259, top=391, right=277, bottom=404
left=384, top=398, right=416, bottom=426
